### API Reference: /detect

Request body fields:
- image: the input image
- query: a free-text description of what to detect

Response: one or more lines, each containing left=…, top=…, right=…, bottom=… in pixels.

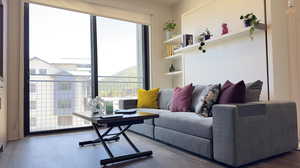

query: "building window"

left=30, top=69, right=36, bottom=75
left=30, top=101, right=37, bottom=110
left=57, top=100, right=71, bottom=109
left=30, top=117, right=37, bottom=127
left=39, top=69, right=47, bottom=75
left=57, top=82, right=72, bottom=91
left=57, top=116, right=73, bottom=126
left=30, top=83, right=37, bottom=93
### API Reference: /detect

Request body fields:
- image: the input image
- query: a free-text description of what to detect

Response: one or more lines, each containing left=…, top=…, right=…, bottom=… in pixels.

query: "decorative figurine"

left=169, top=64, right=176, bottom=72
left=222, top=23, right=229, bottom=35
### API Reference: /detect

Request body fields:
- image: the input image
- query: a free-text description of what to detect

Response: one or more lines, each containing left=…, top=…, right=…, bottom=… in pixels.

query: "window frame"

left=23, top=3, right=150, bottom=135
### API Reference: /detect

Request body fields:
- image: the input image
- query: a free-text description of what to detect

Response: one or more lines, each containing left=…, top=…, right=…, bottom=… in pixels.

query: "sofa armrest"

left=212, top=101, right=298, bottom=167
left=119, top=99, right=138, bottom=109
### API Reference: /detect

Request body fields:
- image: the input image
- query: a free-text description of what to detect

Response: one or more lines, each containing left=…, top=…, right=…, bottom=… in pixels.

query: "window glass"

left=29, top=4, right=91, bottom=132
left=96, top=17, right=144, bottom=110
left=39, top=69, right=47, bottom=75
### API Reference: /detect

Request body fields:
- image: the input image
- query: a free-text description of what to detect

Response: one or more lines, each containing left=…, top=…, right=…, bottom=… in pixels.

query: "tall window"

left=28, top=4, right=92, bottom=132
left=96, top=17, right=144, bottom=110
left=25, top=3, right=149, bottom=134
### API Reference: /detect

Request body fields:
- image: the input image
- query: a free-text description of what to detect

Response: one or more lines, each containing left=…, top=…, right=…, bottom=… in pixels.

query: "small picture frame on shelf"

left=183, top=34, right=193, bottom=47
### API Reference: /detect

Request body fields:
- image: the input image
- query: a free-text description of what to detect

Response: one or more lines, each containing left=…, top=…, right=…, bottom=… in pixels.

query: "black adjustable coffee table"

left=74, top=111, right=159, bottom=166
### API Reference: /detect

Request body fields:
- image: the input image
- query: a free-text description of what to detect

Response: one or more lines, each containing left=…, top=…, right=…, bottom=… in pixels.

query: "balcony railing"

left=29, top=74, right=143, bottom=132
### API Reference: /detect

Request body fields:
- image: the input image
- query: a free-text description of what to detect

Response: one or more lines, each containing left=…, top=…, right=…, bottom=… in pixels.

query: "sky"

left=29, top=4, right=138, bottom=76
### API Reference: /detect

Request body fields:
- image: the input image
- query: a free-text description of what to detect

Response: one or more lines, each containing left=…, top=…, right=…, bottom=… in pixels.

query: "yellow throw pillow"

left=137, top=88, right=160, bottom=109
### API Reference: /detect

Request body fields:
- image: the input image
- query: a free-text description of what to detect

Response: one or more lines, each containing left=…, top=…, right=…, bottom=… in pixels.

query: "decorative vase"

left=165, top=31, right=174, bottom=40
left=222, top=23, right=229, bottom=35
left=205, top=35, right=211, bottom=40
left=89, top=96, right=106, bottom=115
left=244, top=20, right=251, bottom=27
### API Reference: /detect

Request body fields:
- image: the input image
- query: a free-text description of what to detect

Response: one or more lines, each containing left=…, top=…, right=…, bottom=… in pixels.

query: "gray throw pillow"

left=194, top=84, right=221, bottom=116
left=245, top=80, right=263, bottom=102
left=191, top=85, right=206, bottom=112
left=158, top=89, right=173, bottom=110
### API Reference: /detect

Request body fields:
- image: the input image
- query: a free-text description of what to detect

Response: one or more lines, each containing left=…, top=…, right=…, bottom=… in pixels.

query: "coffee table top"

left=74, top=111, right=159, bottom=124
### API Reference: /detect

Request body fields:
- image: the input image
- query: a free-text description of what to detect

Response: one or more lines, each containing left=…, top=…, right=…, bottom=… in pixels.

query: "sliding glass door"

left=24, top=3, right=149, bottom=134
left=28, top=4, right=92, bottom=132
left=96, top=17, right=144, bottom=111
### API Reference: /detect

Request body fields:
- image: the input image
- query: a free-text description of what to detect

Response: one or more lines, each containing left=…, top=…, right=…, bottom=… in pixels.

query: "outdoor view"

left=29, top=4, right=143, bottom=132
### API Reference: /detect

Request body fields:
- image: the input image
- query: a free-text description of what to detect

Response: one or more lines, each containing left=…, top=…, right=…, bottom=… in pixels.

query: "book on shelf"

left=166, top=45, right=175, bottom=56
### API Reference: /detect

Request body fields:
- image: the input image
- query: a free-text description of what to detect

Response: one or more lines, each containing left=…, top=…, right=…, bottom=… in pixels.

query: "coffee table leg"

left=78, top=123, right=153, bottom=166
left=118, top=126, right=140, bottom=152
left=93, top=124, right=114, bottom=158
left=100, top=151, right=152, bottom=165
left=100, top=125, right=153, bottom=166
left=78, top=126, right=114, bottom=147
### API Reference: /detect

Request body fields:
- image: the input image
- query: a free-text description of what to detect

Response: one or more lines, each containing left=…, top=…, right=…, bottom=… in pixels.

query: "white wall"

left=173, top=0, right=268, bottom=99
left=6, top=0, right=22, bottom=140
left=172, top=0, right=291, bottom=102
left=6, top=0, right=172, bottom=140
left=286, top=3, right=300, bottom=139
left=0, top=0, right=7, bottom=148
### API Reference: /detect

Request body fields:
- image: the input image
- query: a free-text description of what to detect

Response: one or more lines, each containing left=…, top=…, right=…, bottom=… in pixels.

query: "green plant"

left=240, top=13, right=260, bottom=39
left=197, top=28, right=212, bottom=53
left=163, top=20, right=176, bottom=32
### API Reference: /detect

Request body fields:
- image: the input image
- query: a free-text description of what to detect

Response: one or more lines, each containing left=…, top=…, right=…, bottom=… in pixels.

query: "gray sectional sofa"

left=119, top=88, right=298, bottom=167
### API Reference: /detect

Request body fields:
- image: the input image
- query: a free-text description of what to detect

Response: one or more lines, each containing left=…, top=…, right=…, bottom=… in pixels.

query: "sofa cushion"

left=197, top=84, right=221, bottom=117
left=158, top=89, right=173, bottom=110
left=246, top=80, right=263, bottom=102
left=218, top=80, right=246, bottom=104
left=137, top=108, right=167, bottom=125
left=170, top=83, right=194, bottom=112
left=137, top=88, right=160, bottom=109
left=154, top=111, right=213, bottom=139
left=191, top=85, right=206, bottom=112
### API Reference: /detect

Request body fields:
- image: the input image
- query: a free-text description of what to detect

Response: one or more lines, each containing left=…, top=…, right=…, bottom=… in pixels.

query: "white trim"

left=174, top=27, right=265, bottom=53
left=165, top=71, right=183, bottom=76
left=29, top=0, right=152, bottom=25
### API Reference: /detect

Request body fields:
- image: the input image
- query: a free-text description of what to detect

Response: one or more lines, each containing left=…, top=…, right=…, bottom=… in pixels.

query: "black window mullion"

left=90, top=16, right=98, bottom=98
left=24, top=3, right=30, bottom=136
left=142, top=25, right=150, bottom=90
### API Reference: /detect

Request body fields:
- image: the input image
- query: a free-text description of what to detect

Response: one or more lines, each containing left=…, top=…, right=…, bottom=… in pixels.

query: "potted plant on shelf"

left=169, top=64, right=176, bottom=72
left=240, top=13, right=260, bottom=39
left=163, top=20, right=177, bottom=40
left=198, top=40, right=206, bottom=53
left=197, top=28, right=212, bottom=53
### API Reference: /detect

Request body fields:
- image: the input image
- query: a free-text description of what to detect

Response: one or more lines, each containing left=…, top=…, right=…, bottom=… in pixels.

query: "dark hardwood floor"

left=0, top=130, right=299, bottom=168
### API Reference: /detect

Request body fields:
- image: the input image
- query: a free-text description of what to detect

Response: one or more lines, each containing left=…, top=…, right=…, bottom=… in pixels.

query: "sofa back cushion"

left=191, top=85, right=207, bottom=112
left=137, top=88, right=160, bottom=109
left=218, top=80, right=246, bottom=104
left=246, top=80, right=263, bottom=102
left=158, top=89, right=173, bottom=110
left=196, top=84, right=221, bottom=117
left=170, top=83, right=194, bottom=112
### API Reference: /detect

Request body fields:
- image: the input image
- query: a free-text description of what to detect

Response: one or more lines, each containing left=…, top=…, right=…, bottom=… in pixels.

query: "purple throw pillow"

left=218, top=80, right=246, bottom=104
left=170, top=83, right=194, bottom=112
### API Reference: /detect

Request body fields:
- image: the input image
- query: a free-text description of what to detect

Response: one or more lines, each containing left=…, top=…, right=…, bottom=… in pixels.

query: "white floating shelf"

left=165, top=71, right=183, bottom=76
left=174, top=26, right=265, bottom=53
left=164, top=35, right=182, bottom=44
left=164, top=53, right=182, bottom=60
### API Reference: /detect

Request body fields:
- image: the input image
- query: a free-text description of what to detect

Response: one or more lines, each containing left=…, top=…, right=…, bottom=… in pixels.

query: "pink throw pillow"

left=170, top=83, right=194, bottom=112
